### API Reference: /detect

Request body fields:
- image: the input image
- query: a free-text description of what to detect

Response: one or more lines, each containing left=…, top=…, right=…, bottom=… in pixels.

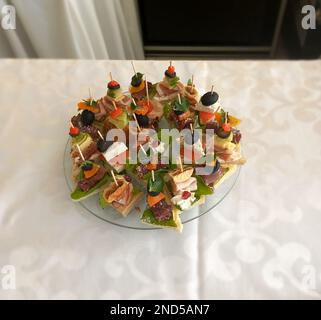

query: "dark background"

left=137, top=0, right=321, bottom=59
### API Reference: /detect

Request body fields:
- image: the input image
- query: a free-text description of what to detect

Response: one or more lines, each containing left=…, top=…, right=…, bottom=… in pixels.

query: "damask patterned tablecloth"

left=0, top=59, right=320, bottom=300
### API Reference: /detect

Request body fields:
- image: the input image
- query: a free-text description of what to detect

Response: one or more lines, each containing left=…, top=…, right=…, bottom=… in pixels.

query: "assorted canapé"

left=68, top=62, right=245, bottom=232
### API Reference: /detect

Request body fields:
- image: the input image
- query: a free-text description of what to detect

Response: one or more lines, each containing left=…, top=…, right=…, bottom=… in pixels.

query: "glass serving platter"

left=64, top=138, right=240, bottom=230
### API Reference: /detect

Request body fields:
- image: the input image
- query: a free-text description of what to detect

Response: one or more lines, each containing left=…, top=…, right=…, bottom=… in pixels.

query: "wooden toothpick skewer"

left=132, top=113, right=141, bottom=132
left=76, top=144, right=85, bottom=162
left=88, top=88, right=92, bottom=106
left=177, top=93, right=181, bottom=104
left=145, top=76, right=149, bottom=103
left=109, top=72, right=113, bottom=81
left=70, top=121, right=74, bottom=128
left=178, top=156, right=183, bottom=173
left=170, top=61, right=172, bottom=67
left=190, top=75, right=194, bottom=93
left=151, top=170, right=155, bottom=182
left=140, top=144, right=147, bottom=156
left=131, top=61, right=137, bottom=76
left=111, top=170, right=119, bottom=186
left=190, top=123, right=194, bottom=133
left=211, top=85, right=214, bottom=94
left=132, top=98, right=137, bottom=106
left=97, top=130, right=104, bottom=141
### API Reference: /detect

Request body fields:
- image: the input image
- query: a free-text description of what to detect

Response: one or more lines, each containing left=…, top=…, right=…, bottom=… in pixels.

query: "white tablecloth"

left=0, top=59, right=321, bottom=300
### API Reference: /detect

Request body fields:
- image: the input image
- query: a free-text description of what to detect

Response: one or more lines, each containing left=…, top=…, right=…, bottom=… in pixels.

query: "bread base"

left=112, top=192, right=144, bottom=217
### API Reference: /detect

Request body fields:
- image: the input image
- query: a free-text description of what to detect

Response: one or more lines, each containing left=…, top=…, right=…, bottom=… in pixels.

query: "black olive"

left=97, top=139, right=113, bottom=152
left=148, top=191, right=160, bottom=197
left=131, top=72, right=144, bottom=87
left=184, top=130, right=200, bottom=145
left=136, top=114, right=150, bottom=128
left=174, top=109, right=185, bottom=116
left=165, top=70, right=176, bottom=78
left=82, top=161, right=93, bottom=171
left=132, top=80, right=142, bottom=87
left=216, top=127, right=231, bottom=139
left=206, top=122, right=219, bottom=131
left=213, top=159, right=221, bottom=173
left=81, top=110, right=95, bottom=126
left=131, top=78, right=142, bottom=87
left=201, top=92, right=219, bottom=106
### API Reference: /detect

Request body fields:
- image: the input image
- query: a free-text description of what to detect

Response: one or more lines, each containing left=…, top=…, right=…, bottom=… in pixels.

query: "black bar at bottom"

left=0, top=300, right=320, bottom=319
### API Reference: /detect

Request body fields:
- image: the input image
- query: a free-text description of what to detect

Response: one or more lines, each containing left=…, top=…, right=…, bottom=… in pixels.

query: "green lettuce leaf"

left=194, top=176, right=213, bottom=200
left=167, top=76, right=180, bottom=88
left=131, top=72, right=144, bottom=87
left=99, top=191, right=109, bottom=209
left=125, top=162, right=137, bottom=173
left=70, top=174, right=111, bottom=201
left=163, top=102, right=172, bottom=119
left=141, top=209, right=177, bottom=228
left=148, top=177, right=164, bottom=193
left=133, top=186, right=142, bottom=196
left=149, top=84, right=157, bottom=99
left=173, top=97, right=189, bottom=114
left=82, top=98, right=97, bottom=107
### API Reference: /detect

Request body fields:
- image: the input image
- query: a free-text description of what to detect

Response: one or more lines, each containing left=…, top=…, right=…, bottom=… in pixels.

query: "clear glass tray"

left=64, top=139, right=240, bottom=230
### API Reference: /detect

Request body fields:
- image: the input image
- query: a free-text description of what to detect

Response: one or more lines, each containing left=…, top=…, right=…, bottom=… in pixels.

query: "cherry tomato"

left=168, top=65, right=175, bottom=74
left=108, top=80, right=120, bottom=88
left=69, top=126, right=79, bottom=136
left=222, top=123, right=231, bottom=132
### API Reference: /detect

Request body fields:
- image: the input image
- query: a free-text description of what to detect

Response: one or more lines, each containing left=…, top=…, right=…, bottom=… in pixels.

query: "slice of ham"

left=215, top=148, right=233, bottom=162
left=95, top=98, right=108, bottom=121
left=214, top=143, right=245, bottom=164
left=147, top=99, right=164, bottom=119
left=71, top=142, right=98, bottom=162
left=155, top=81, right=185, bottom=102
left=120, top=95, right=132, bottom=106
left=173, top=177, right=197, bottom=194
left=114, top=183, right=133, bottom=206
left=104, top=93, right=131, bottom=107
left=106, top=179, right=133, bottom=207
left=96, top=95, right=122, bottom=121
left=96, top=94, right=131, bottom=121
left=200, top=167, right=224, bottom=186
left=184, top=87, right=199, bottom=106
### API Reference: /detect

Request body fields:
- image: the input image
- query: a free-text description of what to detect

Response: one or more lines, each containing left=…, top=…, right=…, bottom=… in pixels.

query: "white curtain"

left=0, top=0, right=144, bottom=59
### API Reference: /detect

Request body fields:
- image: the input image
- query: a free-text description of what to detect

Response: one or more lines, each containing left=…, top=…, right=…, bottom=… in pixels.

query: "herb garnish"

left=131, top=72, right=144, bottom=87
